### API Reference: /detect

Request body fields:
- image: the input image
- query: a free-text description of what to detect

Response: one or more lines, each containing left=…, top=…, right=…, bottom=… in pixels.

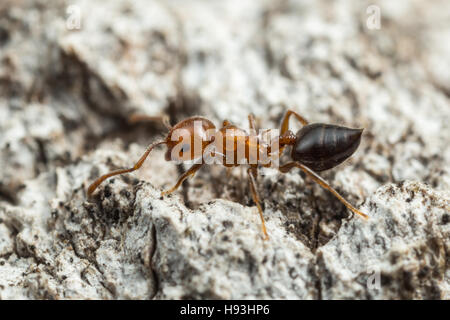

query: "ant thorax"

left=167, top=120, right=281, bottom=167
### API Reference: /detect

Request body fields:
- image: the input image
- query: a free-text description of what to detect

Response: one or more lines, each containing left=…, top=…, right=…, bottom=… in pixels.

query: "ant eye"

left=181, top=144, right=190, bottom=153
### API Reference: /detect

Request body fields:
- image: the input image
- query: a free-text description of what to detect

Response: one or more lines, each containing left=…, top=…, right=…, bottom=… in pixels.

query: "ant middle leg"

left=280, top=109, right=309, bottom=135
left=161, top=163, right=203, bottom=197
left=247, top=166, right=269, bottom=240
left=87, top=140, right=166, bottom=197
left=278, top=162, right=369, bottom=219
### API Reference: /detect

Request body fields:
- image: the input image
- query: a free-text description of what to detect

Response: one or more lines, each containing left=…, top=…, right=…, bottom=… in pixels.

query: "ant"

left=87, top=110, right=368, bottom=240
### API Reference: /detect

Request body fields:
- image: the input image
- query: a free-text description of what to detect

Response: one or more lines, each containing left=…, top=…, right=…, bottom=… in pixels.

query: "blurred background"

left=0, top=0, right=449, bottom=299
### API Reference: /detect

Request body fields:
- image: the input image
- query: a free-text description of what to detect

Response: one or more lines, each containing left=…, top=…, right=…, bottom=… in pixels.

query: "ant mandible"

left=87, top=110, right=368, bottom=240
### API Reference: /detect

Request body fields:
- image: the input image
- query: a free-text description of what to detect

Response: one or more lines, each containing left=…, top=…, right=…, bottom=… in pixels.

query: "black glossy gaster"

left=292, top=123, right=363, bottom=171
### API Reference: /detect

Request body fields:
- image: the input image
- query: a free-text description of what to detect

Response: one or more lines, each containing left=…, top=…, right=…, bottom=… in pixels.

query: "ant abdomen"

left=292, top=123, right=363, bottom=171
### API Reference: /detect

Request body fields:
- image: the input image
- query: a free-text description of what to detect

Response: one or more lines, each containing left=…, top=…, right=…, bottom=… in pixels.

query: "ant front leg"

left=278, top=162, right=369, bottom=219
left=87, top=141, right=166, bottom=197
left=247, top=166, right=269, bottom=240
left=280, top=109, right=309, bottom=135
left=161, top=163, right=203, bottom=197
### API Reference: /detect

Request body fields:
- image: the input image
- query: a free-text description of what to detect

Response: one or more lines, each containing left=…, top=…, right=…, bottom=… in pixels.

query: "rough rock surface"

left=0, top=0, right=449, bottom=299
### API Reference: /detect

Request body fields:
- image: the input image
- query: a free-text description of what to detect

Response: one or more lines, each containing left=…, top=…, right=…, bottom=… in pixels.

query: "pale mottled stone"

left=0, top=0, right=449, bottom=300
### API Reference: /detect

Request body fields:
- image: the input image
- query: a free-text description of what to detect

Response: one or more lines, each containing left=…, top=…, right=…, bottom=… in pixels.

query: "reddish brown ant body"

left=87, top=110, right=368, bottom=240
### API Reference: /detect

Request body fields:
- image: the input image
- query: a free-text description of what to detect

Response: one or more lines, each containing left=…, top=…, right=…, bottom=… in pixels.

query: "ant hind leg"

left=280, top=109, right=309, bottom=135
left=278, top=162, right=368, bottom=219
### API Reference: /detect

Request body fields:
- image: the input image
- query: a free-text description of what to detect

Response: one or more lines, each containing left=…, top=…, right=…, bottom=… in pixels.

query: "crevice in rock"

left=0, top=189, right=17, bottom=205
left=149, top=223, right=159, bottom=299
left=67, top=235, right=116, bottom=298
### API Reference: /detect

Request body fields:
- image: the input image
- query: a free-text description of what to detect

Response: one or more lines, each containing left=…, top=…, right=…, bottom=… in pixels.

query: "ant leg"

left=128, top=113, right=171, bottom=129
left=248, top=113, right=257, bottom=132
left=279, top=162, right=369, bottom=220
left=277, top=110, right=308, bottom=156
left=280, top=109, right=309, bottom=135
left=161, top=163, right=203, bottom=197
left=247, top=166, right=269, bottom=240
left=87, top=141, right=166, bottom=197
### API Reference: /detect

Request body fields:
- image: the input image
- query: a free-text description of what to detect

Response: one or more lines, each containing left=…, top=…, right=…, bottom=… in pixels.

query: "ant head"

left=164, top=117, right=216, bottom=162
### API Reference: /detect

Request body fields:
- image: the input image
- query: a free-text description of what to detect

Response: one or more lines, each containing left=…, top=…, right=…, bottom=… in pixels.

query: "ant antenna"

left=87, top=140, right=167, bottom=197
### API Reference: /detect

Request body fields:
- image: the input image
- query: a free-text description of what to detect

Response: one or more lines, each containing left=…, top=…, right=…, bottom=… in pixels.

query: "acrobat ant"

left=87, top=110, right=368, bottom=240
